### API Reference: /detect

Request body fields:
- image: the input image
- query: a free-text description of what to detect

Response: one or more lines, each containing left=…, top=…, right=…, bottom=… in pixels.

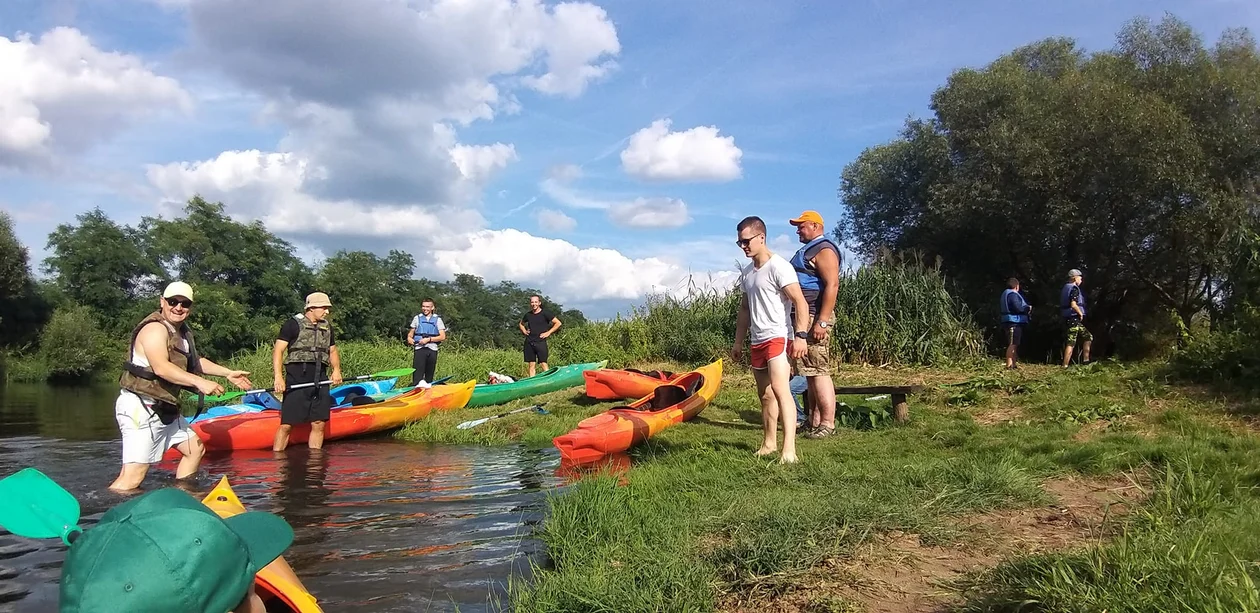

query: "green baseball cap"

left=59, top=487, right=293, bottom=613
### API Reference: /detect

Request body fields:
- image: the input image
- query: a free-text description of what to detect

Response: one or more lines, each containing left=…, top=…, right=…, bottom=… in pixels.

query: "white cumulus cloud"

left=0, top=27, right=191, bottom=170
left=535, top=208, right=577, bottom=232
left=620, top=118, right=743, bottom=182
left=608, top=197, right=691, bottom=229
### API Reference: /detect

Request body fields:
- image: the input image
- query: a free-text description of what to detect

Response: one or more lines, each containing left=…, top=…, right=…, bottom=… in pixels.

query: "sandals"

left=804, top=425, right=835, bottom=439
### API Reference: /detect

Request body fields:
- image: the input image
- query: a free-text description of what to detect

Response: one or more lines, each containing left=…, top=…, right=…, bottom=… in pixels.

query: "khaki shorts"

left=791, top=337, right=831, bottom=376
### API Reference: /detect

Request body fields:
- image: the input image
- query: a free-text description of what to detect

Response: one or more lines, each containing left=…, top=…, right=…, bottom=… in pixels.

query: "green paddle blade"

left=0, top=468, right=83, bottom=545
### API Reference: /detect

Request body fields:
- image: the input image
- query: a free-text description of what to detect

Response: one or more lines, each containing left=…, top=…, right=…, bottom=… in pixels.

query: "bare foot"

left=779, top=453, right=798, bottom=464
left=754, top=446, right=776, bottom=457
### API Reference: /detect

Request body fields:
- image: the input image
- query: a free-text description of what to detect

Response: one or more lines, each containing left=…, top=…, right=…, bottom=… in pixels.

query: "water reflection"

left=0, top=382, right=568, bottom=612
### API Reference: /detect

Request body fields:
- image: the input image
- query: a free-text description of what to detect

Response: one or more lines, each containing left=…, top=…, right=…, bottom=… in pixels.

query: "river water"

left=0, top=382, right=566, bottom=612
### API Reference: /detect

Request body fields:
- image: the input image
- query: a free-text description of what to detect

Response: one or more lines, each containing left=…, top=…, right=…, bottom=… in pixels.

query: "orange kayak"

left=167, top=380, right=475, bottom=456
left=201, top=476, right=322, bottom=612
left=583, top=367, right=679, bottom=400
left=554, top=359, right=722, bottom=464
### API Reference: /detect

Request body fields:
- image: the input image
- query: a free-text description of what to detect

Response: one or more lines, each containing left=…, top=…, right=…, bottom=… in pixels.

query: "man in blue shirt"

left=999, top=277, right=1031, bottom=369
left=1060, top=269, right=1092, bottom=367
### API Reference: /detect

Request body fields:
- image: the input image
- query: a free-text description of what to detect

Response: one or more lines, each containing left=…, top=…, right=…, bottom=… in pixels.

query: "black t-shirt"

left=520, top=310, right=555, bottom=341
left=278, top=317, right=337, bottom=346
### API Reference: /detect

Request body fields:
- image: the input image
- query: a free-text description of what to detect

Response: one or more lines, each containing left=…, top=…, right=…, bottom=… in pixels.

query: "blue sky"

left=2, top=0, right=1257, bottom=318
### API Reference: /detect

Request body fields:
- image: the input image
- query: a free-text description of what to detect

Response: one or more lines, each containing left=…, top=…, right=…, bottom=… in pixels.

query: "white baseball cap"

left=162, top=281, right=194, bottom=301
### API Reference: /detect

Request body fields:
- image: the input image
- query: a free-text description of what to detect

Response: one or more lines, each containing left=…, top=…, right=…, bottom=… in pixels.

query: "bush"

left=1168, top=306, right=1260, bottom=389
left=38, top=305, right=119, bottom=381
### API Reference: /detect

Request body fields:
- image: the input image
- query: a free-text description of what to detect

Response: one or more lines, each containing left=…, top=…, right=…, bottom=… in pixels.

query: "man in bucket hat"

left=59, top=487, right=294, bottom=612
left=272, top=292, right=342, bottom=451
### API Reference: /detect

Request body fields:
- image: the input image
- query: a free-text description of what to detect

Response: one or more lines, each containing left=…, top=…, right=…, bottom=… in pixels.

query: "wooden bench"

left=832, top=385, right=925, bottom=423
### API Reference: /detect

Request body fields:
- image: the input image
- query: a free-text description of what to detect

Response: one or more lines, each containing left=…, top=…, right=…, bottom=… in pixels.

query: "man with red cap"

left=788, top=210, right=841, bottom=438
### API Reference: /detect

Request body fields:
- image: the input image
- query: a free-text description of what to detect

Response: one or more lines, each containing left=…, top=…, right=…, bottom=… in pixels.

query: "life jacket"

left=118, top=311, right=202, bottom=420
left=999, top=289, right=1029, bottom=325
left=413, top=314, right=440, bottom=338
left=1060, top=283, right=1086, bottom=320
left=285, top=314, right=332, bottom=365
left=790, top=235, right=840, bottom=311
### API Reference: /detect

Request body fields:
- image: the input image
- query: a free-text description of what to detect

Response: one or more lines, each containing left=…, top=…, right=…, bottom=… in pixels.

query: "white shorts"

left=114, top=391, right=195, bottom=464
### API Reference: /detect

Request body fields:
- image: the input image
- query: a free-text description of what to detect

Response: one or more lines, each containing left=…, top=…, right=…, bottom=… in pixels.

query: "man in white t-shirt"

left=730, top=216, right=811, bottom=464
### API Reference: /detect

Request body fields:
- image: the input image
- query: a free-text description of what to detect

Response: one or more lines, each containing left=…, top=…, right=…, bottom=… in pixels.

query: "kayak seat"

left=649, top=384, right=689, bottom=410
left=349, top=395, right=377, bottom=406
left=684, top=375, right=704, bottom=397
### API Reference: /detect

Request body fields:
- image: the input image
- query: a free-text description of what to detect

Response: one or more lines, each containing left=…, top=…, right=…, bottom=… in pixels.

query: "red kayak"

left=555, top=359, right=722, bottom=464
left=583, top=367, right=678, bottom=400
left=163, top=380, right=475, bottom=458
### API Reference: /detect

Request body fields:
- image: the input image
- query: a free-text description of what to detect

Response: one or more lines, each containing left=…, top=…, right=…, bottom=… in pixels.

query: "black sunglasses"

left=165, top=297, right=193, bottom=308
left=736, top=233, right=764, bottom=248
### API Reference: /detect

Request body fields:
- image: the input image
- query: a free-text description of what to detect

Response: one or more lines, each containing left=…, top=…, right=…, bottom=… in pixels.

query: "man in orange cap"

left=788, top=210, right=840, bottom=438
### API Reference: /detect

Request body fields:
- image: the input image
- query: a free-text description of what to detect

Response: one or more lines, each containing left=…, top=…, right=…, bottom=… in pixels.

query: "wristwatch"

left=818, top=321, right=831, bottom=329
left=794, top=331, right=808, bottom=339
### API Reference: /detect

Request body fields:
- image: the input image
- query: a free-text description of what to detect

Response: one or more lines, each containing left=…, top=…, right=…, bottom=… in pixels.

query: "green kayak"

left=466, top=360, right=608, bottom=408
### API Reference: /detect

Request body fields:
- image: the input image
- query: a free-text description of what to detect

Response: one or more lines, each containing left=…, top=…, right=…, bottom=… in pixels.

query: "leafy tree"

left=0, top=212, right=50, bottom=348
left=316, top=249, right=419, bottom=341
left=837, top=15, right=1260, bottom=357
left=43, top=208, right=158, bottom=329
left=140, top=197, right=313, bottom=325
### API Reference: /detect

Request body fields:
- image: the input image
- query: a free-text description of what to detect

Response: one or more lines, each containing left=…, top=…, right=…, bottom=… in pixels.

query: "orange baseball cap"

left=789, top=210, right=824, bottom=226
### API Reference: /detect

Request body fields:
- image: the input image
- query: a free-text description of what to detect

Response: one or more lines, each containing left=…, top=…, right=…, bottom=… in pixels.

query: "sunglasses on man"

left=165, top=297, right=193, bottom=309
left=736, top=233, right=764, bottom=248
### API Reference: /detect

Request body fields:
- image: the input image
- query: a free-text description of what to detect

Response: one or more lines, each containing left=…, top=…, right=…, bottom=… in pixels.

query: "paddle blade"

left=456, top=418, right=490, bottom=430
left=0, top=468, right=83, bottom=545
left=203, top=390, right=250, bottom=403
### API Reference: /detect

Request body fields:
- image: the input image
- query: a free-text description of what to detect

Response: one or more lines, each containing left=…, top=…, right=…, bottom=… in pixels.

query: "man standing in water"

left=112, top=281, right=253, bottom=492
left=787, top=210, right=840, bottom=439
left=273, top=292, right=342, bottom=451
left=731, top=216, right=810, bottom=464
left=519, top=295, right=561, bottom=378
left=1061, top=269, right=1092, bottom=367
left=407, top=298, right=447, bottom=386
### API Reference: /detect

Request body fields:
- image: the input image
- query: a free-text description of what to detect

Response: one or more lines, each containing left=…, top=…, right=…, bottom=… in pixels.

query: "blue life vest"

left=999, top=289, right=1029, bottom=325
left=414, top=314, right=440, bottom=338
left=790, top=235, right=840, bottom=294
left=1060, top=283, right=1086, bottom=319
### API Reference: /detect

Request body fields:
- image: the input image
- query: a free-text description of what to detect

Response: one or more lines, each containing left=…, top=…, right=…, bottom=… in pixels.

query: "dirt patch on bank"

left=716, top=473, right=1146, bottom=613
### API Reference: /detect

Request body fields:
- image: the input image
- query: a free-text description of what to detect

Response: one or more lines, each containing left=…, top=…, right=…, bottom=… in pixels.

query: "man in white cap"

left=272, top=291, right=342, bottom=451
left=112, top=281, right=254, bottom=492
left=1060, top=268, right=1092, bottom=366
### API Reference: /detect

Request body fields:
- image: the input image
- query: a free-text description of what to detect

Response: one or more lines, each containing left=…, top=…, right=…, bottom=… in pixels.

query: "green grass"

left=394, top=358, right=1260, bottom=612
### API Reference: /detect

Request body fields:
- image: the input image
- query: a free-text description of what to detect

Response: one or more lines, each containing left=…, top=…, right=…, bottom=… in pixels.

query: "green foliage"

left=831, top=249, right=984, bottom=365
left=0, top=211, right=50, bottom=348
left=37, top=305, right=119, bottom=381
left=837, top=15, right=1260, bottom=359
left=43, top=208, right=159, bottom=327
left=1168, top=305, right=1260, bottom=389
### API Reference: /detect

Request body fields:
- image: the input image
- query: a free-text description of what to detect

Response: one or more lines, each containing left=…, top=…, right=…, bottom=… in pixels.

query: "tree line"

left=0, top=198, right=587, bottom=378
left=835, top=14, right=1260, bottom=362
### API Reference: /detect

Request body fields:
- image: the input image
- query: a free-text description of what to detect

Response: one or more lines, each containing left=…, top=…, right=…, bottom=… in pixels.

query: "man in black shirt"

left=519, top=295, right=561, bottom=378
left=272, top=292, right=342, bottom=451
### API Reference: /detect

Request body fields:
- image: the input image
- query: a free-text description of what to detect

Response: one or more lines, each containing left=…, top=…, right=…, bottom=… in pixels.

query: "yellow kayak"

left=200, top=476, right=323, bottom=612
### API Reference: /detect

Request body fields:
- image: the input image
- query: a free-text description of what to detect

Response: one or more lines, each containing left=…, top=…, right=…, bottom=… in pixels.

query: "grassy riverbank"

left=398, top=359, right=1260, bottom=612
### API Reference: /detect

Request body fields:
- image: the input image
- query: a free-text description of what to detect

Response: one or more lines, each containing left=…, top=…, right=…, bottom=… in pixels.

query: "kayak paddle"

left=456, top=403, right=549, bottom=430
left=204, top=367, right=416, bottom=403
left=0, top=468, right=83, bottom=545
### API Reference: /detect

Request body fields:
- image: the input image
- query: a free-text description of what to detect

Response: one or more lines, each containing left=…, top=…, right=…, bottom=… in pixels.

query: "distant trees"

left=838, top=15, right=1260, bottom=357
left=23, top=198, right=587, bottom=363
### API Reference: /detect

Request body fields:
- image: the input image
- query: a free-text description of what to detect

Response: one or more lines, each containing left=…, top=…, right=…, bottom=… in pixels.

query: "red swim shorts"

left=750, top=337, right=787, bottom=369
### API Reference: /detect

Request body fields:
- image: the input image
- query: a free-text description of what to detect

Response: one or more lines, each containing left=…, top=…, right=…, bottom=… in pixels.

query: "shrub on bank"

left=38, top=305, right=119, bottom=382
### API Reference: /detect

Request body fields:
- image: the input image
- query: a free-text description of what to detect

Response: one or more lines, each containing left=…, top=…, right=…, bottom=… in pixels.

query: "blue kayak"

left=190, top=378, right=400, bottom=423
